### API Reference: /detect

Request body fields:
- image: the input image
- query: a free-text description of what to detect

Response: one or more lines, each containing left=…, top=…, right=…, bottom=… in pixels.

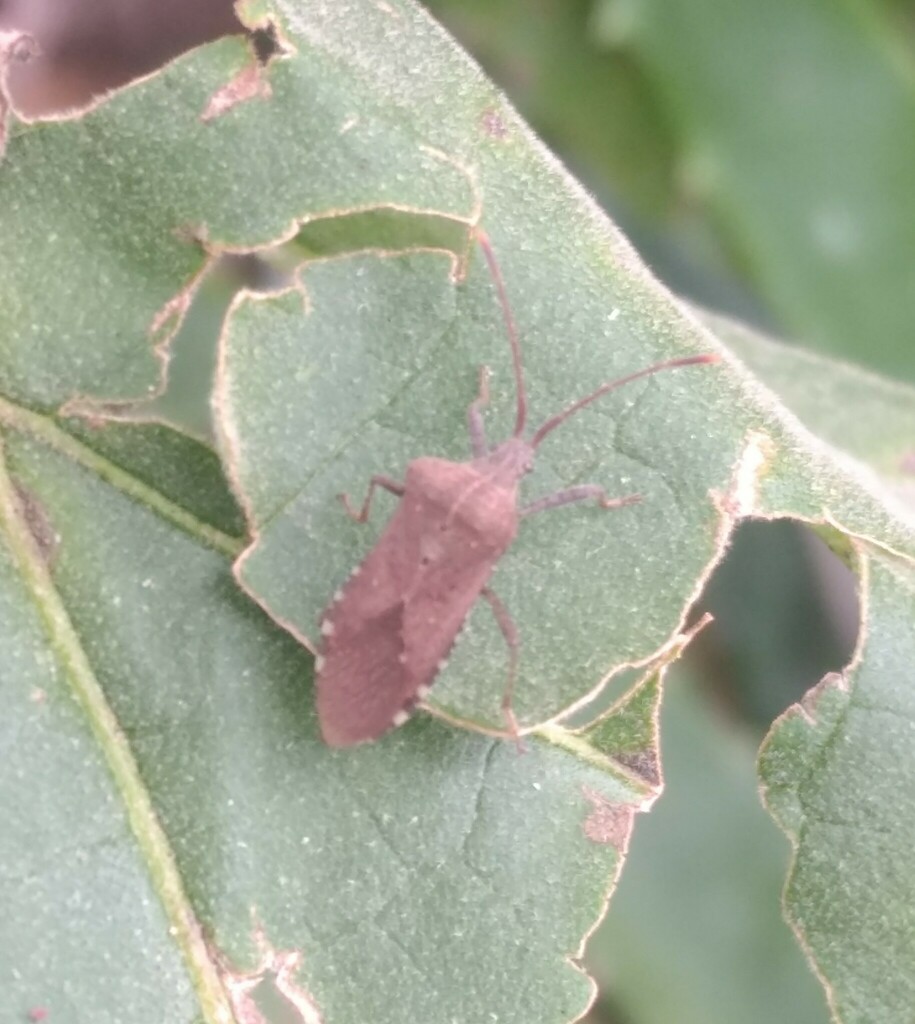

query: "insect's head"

left=484, top=436, right=536, bottom=484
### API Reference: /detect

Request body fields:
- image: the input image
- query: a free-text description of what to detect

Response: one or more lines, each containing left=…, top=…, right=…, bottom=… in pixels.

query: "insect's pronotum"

left=315, top=231, right=718, bottom=747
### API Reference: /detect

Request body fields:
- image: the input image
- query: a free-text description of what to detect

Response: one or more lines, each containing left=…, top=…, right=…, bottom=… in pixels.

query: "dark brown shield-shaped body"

left=316, top=454, right=520, bottom=746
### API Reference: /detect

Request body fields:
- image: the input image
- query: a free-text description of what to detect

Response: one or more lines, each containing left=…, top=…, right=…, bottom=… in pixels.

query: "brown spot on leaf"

left=27, top=1009, right=49, bottom=1022
left=13, top=481, right=58, bottom=565
left=201, top=62, right=271, bottom=122
left=481, top=107, right=508, bottom=139
left=582, top=787, right=635, bottom=849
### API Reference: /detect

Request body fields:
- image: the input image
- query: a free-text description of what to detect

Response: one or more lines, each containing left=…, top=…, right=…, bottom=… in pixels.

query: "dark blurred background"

left=3, top=1, right=906, bottom=1021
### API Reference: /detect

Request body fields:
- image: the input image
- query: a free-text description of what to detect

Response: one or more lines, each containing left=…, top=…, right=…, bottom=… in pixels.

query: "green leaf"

left=1, top=2, right=914, bottom=1022
left=759, top=552, right=915, bottom=1024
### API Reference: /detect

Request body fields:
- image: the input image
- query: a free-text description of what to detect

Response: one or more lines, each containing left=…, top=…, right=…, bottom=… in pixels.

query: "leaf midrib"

left=0, top=397, right=245, bottom=558
left=0, top=409, right=239, bottom=1023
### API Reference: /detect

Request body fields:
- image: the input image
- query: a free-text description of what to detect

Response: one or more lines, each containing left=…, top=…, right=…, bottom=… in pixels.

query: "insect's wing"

left=400, top=497, right=517, bottom=684
left=389, top=456, right=517, bottom=684
left=316, top=498, right=420, bottom=746
left=317, top=602, right=412, bottom=746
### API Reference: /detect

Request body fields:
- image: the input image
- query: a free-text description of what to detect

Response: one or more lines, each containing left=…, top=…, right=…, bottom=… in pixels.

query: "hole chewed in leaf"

left=216, top=919, right=324, bottom=1024
left=200, top=18, right=285, bottom=123
left=690, top=520, right=859, bottom=728
left=249, top=23, right=286, bottom=65
left=293, top=208, right=472, bottom=265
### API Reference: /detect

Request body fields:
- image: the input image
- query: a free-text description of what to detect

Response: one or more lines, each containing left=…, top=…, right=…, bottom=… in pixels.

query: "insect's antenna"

left=476, top=229, right=527, bottom=437
left=531, top=353, right=720, bottom=448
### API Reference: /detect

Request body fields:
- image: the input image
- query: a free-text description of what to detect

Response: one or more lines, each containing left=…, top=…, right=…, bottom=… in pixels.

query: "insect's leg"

left=338, top=475, right=405, bottom=523
left=480, top=585, right=525, bottom=752
left=467, top=365, right=491, bottom=458
left=521, top=485, right=641, bottom=518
